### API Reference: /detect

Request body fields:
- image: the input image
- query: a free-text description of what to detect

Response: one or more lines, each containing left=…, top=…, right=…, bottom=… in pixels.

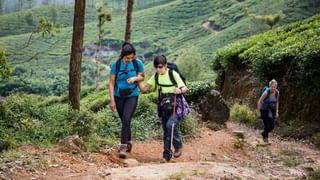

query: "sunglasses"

left=155, top=65, right=164, bottom=69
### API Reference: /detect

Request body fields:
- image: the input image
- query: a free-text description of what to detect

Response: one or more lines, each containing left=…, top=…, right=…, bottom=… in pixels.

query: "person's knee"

left=121, top=119, right=131, bottom=127
left=166, top=120, right=174, bottom=130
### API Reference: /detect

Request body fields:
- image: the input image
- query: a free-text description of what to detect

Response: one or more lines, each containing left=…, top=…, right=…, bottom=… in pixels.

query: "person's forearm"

left=257, top=101, right=261, bottom=110
left=135, top=74, right=144, bottom=82
left=140, top=83, right=151, bottom=93
left=109, top=82, right=115, bottom=101
left=257, top=94, right=266, bottom=110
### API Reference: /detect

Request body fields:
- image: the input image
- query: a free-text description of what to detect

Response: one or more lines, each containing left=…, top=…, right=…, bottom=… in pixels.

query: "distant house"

left=83, top=45, right=117, bottom=58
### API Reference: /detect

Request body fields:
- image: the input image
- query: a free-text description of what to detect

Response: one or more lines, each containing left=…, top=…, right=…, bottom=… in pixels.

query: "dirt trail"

left=3, top=122, right=320, bottom=180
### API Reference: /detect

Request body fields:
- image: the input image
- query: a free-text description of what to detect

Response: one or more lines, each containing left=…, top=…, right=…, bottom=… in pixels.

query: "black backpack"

left=155, top=62, right=186, bottom=98
left=115, top=59, right=139, bottom=92
left=115, top=59, right=139, bottom=80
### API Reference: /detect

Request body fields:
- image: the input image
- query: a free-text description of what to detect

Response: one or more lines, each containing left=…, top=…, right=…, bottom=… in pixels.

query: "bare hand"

left=127, top=77, right=136, bottom=84
left=109, top=100, right=116, bottom=112
left=174, top=88, right=182, bottom=94
left=256, top=110, right=261, bottom=118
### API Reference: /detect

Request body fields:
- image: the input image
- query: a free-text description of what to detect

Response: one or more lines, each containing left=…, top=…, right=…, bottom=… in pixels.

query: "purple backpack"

left=157, top=94, right=190, bottom=120
left=175, top=94, right=190, bottom=120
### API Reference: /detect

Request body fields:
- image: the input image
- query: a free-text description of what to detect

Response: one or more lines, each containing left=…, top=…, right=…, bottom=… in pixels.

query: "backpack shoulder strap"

left=155, top=72, right=159, bottom=87
left=115, top=60, right=121, bottom=80
left=168, top=69, right=177, bottom=87
left=262, top=86, right=268, bottom=94
left=155, top=70, right=175, bottom=87
left=267, top=88, right=270, bottom=96
left=155, top=70, right=178, bottom=99
left=114, top=60, right=122, bottom=88
left=129, top=60, right=139, bottom=90
left=267, top=89, right=279, bottom=98
left=132, top=59, right=139, bottom=74
left=154, top=72, right=161, bottom=100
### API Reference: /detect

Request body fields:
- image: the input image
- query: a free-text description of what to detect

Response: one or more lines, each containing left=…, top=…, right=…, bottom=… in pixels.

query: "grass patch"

left=168, top=171, right=187, bottom=180
left=280, top=155, right=303, bottom=167
left=180, top=112, right=201, bottom=139
left=279, top=147, right=303, bottom=167
left=307, top=169, right=320, bottom=180
left=255, top=146, right=303, bottom=167
left=0, top=149, right=49, bottom=171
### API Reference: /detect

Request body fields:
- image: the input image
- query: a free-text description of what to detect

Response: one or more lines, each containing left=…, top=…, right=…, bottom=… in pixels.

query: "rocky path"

left=2, top=122, right=319, bottom=179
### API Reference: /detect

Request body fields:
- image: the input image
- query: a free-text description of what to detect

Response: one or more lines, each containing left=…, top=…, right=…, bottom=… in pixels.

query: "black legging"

left=115, top=96, right=138, bottom=144
left=260, top=109, right=275, bottom=138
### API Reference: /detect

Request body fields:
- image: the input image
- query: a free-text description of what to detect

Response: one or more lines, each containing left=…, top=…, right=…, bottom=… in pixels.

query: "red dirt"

left=3, top=123, right=320, bottom=180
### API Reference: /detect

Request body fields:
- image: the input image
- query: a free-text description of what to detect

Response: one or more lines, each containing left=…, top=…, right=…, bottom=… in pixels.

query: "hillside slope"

left=213, top=14, right=320, bottom=140
left=0, top=0, right=319, bottom=96
left=0, top=0, right=175, bottom=37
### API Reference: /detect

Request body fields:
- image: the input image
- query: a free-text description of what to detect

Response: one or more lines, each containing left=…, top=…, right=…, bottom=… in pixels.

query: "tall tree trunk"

left=69, top=0, right=86, bottom=110
left=124, top=0, right=134, bottom=42
left=94, top=22, right=103, bottom=91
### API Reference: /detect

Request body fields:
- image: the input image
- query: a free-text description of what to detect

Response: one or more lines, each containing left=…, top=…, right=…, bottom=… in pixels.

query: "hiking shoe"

left=174, top=148, right=182, bottom=158
left=263, top=137, right=269, bottom=144
left=127, top=141, right=132, bottom=153
left=119, top=144, right=127, bottom=159
left=163, top=154, right=172, bottom=162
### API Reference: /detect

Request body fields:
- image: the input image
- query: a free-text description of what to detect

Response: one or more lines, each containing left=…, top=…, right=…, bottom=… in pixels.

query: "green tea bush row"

left=212, top=14, right=320, bottom=88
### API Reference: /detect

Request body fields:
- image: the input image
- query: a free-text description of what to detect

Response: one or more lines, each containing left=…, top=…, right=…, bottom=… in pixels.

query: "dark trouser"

left=161, top=114, right=183, bottom=158
left=115, top=96, right=138, bottom=144
left=260, top=109, right=275, bottom=138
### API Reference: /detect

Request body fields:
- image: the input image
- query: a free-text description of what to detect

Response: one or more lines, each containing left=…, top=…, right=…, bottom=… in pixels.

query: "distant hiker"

left=257, top=79, right=279, bottom=143
left=109, top=42, right=145, bottom=158
left=140, top=55, right=190, bottom=162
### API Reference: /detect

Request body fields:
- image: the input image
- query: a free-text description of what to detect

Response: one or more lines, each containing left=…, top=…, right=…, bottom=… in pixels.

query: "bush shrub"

left=132, top=94, right=161, bottom=140
left=185, top=80, right=213, bottom=103
left=179, top=112, right=200, bottom=139
left=212, top=15, right=320, bottom=88
left=0, top=94, right=95, bottom=147
left=311, top=133, right=320, bottom=149
left=0, top=87, right=203, bottom=149
left=230, top=103, right=255, bottom=124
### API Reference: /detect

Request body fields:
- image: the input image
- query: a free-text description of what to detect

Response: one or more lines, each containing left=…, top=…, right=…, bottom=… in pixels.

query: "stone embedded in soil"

left=232, top=131, right=245, bottom=139
left=57, top=135, right=87, bottom=154
left=123, top=159, right=140, bottom=167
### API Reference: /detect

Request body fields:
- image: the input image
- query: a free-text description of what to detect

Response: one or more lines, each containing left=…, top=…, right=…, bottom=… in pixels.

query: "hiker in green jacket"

left=141, top=55, right=188, bottom=161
